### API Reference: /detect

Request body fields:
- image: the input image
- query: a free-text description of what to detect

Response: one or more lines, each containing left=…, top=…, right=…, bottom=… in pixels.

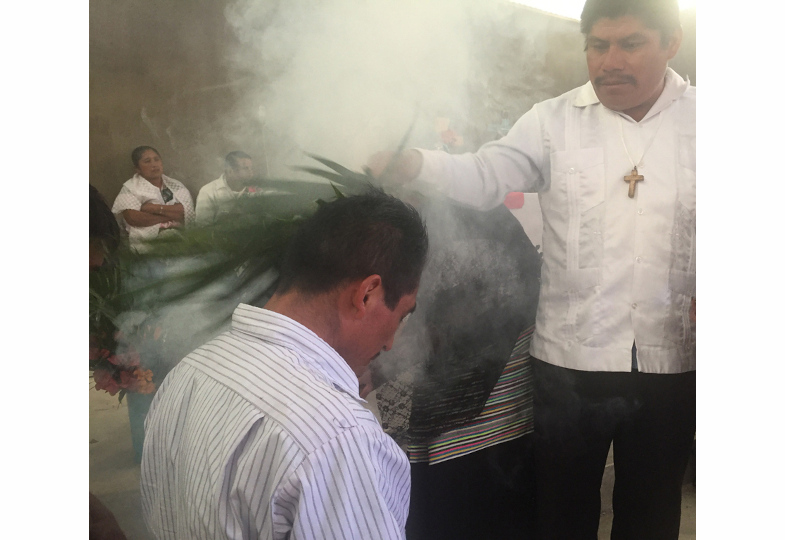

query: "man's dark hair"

left=90, top=184, right=120, bottom=253
left=581, top=0, right=680, bottom=45
left=276, top=188, right=429, bottom=309
left=131, top=146, right=161, bottom=167
left=225, top=150, right=252, bottom=170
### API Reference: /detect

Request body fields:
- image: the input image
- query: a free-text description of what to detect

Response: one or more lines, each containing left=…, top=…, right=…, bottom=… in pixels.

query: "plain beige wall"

left=90, top=0, right=258, bottom=201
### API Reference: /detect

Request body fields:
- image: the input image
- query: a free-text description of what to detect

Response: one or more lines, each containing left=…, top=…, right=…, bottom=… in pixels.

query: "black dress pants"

left=532, top=358, right=696, bottom=540
left=406, top=434, right=536, bottom=540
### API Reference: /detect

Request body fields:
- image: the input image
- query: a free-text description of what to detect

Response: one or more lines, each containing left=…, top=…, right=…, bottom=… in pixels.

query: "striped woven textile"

left=408, top=325, right=534, bottom=465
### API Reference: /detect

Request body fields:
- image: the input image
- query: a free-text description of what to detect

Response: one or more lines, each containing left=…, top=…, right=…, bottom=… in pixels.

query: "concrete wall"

left=90, top=0, right=249, bottom=200
left=90, top=1, right=696, bottom=204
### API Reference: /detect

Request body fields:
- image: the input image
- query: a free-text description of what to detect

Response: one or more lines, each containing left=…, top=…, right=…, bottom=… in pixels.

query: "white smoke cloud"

left=223, top=0, right=553, bottom=172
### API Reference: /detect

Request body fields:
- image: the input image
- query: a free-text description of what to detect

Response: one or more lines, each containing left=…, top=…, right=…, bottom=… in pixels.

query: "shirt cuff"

left=412, top=148, right=447, bottom=195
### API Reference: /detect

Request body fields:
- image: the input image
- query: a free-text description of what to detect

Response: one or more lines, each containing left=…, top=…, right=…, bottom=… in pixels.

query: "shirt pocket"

left=549, top=147, right=606, bottom=274
left=550, top=147, right=606, bottom=212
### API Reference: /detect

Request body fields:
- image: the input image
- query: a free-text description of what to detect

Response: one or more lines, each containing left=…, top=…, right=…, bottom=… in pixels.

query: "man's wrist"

left=404, top=149, right=424, bottom=180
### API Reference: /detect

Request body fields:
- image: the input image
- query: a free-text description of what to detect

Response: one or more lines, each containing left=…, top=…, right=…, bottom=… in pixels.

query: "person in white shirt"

left=194, top=151, right=257, bottom=225
left=141, top=189, right=428, bottom=540
left=112, top=146, right=195, bottom=252
left=367, top=0, right=695, bottom=538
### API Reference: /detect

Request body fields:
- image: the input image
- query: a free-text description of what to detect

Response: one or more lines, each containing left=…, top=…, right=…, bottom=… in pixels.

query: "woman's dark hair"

left=131, top=146, right=162, bottom=167
left=581, top=0, right=680, bottom=45
left=276, top=188, right=429, bottom=309
left=89, top=184, right=120, bottom=253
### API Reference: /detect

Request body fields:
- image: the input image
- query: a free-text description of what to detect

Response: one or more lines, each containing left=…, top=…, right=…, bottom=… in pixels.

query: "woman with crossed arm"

left=112, top=146, right=194, bottom=252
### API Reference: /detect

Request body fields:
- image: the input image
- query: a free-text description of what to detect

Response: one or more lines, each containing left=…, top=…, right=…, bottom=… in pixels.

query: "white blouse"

left=111, top=173, right=195, bottom=250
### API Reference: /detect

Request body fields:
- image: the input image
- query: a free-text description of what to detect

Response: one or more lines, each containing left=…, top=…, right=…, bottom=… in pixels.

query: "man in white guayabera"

left=367, top=0, right=695, bottom=538
left=141, top=189, right=428, bottom=540
left=195, top=150, right=257, bottom=225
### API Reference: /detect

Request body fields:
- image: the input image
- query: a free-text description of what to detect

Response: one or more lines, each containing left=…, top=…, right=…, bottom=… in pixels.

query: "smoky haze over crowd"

left=221, top=0, right=564, bottom=174
left=90, top=0, right=693, bottom=200
left=91, top=0, right=693, bottom=375
left=101, top=0, right=580, bottom=375
left=210, top=0, right=562, bottom=377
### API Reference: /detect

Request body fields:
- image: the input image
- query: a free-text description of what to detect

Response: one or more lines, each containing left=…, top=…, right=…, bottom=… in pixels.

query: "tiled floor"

left=90, top=388, right=696, bottom=539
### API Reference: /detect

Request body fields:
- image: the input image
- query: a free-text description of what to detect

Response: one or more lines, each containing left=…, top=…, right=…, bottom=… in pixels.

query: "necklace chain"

left=616, top=113, right=665, bottom=170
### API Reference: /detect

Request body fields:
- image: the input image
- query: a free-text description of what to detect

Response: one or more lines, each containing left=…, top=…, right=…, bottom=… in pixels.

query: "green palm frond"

left=97, top=154, right=378, bottom=333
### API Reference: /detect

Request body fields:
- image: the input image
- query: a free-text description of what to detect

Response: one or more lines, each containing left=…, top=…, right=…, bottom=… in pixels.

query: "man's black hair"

left=276, top=188, right=429, bottom=310
left=131, top=146, right=161, bottom=167
left=225, top=150, right=253, bottom=170
left=90, top=184, right=120, bottom=253
left=580, top=0, right=680, bottom=45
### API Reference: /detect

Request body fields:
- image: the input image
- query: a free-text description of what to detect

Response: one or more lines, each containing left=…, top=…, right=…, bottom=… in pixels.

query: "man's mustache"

left=596, top=75, right=636, bottom=86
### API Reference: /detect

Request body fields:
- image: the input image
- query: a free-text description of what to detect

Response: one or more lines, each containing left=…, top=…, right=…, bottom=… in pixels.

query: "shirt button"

left=635, top=256, right=642, bottom=263
left=568, top=168, right=575, bottom=174
left=632, top=303, right=637, bottom=309
left=637, top=208, right=644, bottom=215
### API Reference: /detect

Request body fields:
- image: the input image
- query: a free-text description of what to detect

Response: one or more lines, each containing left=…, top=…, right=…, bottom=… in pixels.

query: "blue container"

left=126, top=391, right=156, bottom=463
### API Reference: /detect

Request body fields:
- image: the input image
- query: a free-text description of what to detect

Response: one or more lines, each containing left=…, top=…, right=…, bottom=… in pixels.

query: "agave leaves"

left=128, top=155, right=377, bottom=313
left=294, top=153, right=376, bottom=197
left=91, top=153, right=386, bottom=375
left=89, top=261, right=127, bottom=357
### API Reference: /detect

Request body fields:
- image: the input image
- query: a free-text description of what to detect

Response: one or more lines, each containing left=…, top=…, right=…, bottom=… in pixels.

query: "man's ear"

left=349, top=275, right=384, bottom=319
left=665, top=26, right=683, bottom=60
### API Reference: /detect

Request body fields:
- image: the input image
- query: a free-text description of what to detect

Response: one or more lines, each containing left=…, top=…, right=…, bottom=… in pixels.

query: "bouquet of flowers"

left=90, top=340, right=155, bottom=397
left=90, top=255, right=159, bottom=401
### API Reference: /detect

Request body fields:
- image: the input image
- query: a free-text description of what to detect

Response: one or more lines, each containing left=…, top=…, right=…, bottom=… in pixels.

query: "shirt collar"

left=231, top=304, right=363, bottom=401
left=132, top=173, right=176, bottom=192
left=572, top=67, right=690, bottom=120
left=218, top=174, right=246, bottom=195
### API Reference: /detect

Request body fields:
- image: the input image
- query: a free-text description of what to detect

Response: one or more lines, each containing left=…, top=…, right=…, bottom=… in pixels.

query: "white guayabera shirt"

left=141, top=304, right=410, bottom=540
left=112, top=174, right=196, bottom=251
left=194, top=174, right=244, bottom=225
left=194, top=174, right=295, bottom=225
left=415, top=67, right=695, bottom=374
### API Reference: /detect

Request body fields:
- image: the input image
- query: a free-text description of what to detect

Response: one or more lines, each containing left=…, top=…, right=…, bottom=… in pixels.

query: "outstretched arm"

left=366, top=106, right=546, bottom=210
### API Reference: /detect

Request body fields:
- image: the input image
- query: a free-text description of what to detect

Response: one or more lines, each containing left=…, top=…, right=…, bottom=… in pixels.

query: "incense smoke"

left=221, top=0, right=568, bottom=174
left=149, top=0, right=578, bottom=377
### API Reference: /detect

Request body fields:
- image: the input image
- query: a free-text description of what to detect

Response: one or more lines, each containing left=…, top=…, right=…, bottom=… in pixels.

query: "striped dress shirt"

left=140, top=304, right=410, bottom=540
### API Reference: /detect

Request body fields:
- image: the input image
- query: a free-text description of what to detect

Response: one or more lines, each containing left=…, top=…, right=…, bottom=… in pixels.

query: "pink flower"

left=93, top=369, right=119, bottom=396
left=119, top=370, right=135, bottom=389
